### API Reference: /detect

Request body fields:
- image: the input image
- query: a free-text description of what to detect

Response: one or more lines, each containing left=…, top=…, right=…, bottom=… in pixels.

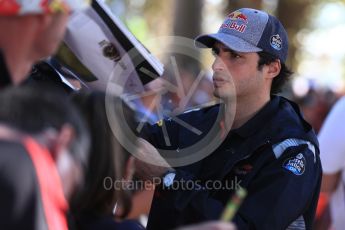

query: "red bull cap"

left=228, top=10, right=248, bottom=24
left=0, top=0, right=90, bottom=16
left=195, top=8, right=288, bottom=63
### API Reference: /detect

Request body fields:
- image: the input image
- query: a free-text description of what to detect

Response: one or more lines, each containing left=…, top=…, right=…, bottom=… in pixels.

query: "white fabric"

left=318, top=97, right=345, bottom=230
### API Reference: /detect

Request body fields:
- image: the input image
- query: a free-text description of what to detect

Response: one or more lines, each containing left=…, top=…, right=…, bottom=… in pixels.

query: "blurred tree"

left=225, top=0, right=262, bottom=11
left=276, top=0, right=315, bottom=70
left=173, top=0, right=204, bottom=40
left=170, top=0, right=205, bottom=75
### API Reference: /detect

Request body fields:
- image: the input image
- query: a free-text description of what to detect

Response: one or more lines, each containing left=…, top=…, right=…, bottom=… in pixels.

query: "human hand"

left=134, top=138, right=172, bottom=183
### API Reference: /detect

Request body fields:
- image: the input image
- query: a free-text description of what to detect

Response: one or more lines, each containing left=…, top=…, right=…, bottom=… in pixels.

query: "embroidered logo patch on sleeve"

left=283, top=153, right=306, bottom=176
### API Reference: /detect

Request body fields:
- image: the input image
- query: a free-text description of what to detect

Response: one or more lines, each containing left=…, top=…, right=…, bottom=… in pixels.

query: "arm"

left=321, top=173, right=341, bottom=193
left=319, top=97, right=345, bottom=194
left=233, top=144, right=321, bottom=230
left=147, top=169, right=228, bottom=230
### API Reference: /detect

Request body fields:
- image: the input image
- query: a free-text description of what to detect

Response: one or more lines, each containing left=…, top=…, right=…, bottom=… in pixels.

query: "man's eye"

left=211, top=48, right=219, bottom=56
left=230, top=52, right=241, bottom=59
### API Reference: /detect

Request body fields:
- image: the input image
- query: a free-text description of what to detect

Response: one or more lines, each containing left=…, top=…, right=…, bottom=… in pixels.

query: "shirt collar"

left=231, top=96, right=280, bottom=138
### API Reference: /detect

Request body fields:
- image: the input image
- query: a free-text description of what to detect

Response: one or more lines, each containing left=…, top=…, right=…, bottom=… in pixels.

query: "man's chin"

left=213, top=90, right=222, bottom=99
left=213, top=89, right=236, bottom=102
left=213, top=91, right=219, bottom=97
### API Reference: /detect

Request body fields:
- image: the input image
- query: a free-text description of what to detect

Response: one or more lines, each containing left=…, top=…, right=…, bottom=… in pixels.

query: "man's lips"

left=213, top=77, right=226, bottom=87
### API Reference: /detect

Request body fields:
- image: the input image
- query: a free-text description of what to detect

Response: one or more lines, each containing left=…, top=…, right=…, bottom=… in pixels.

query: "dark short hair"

left=0, top=84, right=89, bottom=167
left=257, top=51, right=293, bottom=94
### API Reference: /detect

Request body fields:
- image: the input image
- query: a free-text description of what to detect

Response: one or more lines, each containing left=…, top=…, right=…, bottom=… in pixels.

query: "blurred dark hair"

left=257, top=51, right=293, bottom=94
left=0, top=84, right=89, bottom=166
left=70, top=91, right=137, bottom=221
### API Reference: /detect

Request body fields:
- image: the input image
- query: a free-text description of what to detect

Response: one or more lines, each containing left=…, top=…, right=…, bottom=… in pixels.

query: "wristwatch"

left=162, top=170, right=176, bottom=187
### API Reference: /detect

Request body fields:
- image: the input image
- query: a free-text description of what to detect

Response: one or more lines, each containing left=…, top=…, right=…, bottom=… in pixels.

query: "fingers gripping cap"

left=0, top=0, right=90, bottom=16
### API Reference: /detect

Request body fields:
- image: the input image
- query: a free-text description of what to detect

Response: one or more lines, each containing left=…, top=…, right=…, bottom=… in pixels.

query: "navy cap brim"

left=195, top=33, right=262, bottom=53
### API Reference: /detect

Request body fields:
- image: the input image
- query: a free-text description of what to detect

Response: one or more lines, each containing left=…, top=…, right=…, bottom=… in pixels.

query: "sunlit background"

left=106, top=0, right=345, bottom=92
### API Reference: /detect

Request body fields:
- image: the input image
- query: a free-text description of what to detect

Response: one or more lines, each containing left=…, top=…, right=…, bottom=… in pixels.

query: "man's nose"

left=212, top=56, right=225, bottom=72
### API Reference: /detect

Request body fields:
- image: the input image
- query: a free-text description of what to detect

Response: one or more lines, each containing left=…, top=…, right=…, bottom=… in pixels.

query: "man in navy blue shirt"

left=137, top=8, right=322, bottom=230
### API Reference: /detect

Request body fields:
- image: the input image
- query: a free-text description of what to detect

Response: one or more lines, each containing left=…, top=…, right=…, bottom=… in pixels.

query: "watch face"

left=163, top=172, right=176, bottom=187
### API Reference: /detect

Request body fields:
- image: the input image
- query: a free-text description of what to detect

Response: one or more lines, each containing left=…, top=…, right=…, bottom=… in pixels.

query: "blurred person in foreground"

left=0, top=85, right=89, bottom=229
left=137, top=8, right=322, bottom=230
left=69, top=92, right=143, bottom=230
left=0, top=0, right=89, bottom=88
left=69, top=91, right=236, bottom=230
left=317, top=97, right=345, bottom=230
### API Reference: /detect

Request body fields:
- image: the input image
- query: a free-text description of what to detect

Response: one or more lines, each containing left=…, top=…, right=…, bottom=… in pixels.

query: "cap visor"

left=195, top=33, right=262, bottom=53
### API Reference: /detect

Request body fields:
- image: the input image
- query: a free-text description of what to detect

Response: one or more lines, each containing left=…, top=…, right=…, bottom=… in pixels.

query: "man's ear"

left=124, top=156, right=135, bottom=181
left=52, top=124, right=75, bottom=160
left=265, top=59, right=281, bottom=80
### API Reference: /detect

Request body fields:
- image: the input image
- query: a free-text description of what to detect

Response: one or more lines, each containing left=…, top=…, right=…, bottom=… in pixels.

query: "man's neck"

left=224, top=93, right=270, bottom=130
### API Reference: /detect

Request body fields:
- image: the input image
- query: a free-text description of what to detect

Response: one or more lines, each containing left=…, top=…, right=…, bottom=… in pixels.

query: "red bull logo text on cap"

left=220, top=22, right=247, bottom=33
left=220, top=10, right=249, bottom=33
